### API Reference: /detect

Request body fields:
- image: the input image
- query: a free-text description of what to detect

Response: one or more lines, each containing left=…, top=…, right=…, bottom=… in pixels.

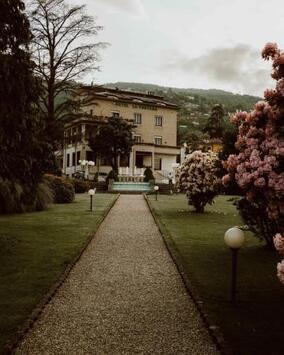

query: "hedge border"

left=3, top=193, right=120, bottom=355
left=144, top=194, right=232, bottom=355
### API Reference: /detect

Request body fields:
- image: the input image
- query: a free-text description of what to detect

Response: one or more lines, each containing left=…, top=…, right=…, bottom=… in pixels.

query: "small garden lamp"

left=88, top=189, right=95, bottom=211
left=154, top=185, right=159, bottom=201
left=224, top=227, right=245, bottom=303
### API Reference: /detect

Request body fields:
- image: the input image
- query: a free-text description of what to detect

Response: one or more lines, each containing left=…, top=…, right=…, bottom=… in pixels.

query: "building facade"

left=59, top=86, right=179, bottom=180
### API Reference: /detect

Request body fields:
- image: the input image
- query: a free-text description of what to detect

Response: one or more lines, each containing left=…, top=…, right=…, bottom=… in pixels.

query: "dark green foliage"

left=44, top=175, right=75, bottom=203
left=0, top=179, right=53, bottom=214
left=89, top=116, right=134, bottom=172
left=219, top=126, right=241, bottom=195
left=144, top=167, right=154, bottom=182
left=71, top=179, right=98, bottom=193
left=106, top=170, right=118, bottom=184
left=237, top=198, right=279, bottom=249
left=0, top=0, right=53, bottom=213
left=34, top=182, right=54, bottom=210
left=203, top=104, right=225, bottom=138
left=71, top=180, right=90, bottom=193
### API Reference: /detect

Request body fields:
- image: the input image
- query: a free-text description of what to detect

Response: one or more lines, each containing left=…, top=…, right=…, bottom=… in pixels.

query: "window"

left=154, top=157, right=162, bottom=170
left=72, top=152, right=75, bottom=166
left=155, top=116, right=163, bottom=126
left=154, top=136, right=162, bottom=145
left=86, top=151, right=94, bottom=162
left=134, top=113, right=142, bottom=124
left=111, top=111, right=120, bottom=118
left=67, top=154, right=70, bottom=167
left=77, top=151, right=81, bottom=165
left=134, top=135, right=142, bottom=144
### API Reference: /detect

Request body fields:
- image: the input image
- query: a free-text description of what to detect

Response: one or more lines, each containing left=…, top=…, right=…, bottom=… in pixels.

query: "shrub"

left=144, top=167, right=154, bottom=182
left=34, top=182, right=54, bottom=211
left=44, top=175, right=75, bottom=203
left=71, top=179, right=90, bottom=193
left=222, top=42, right=284, bottom=248
left=0, top=178, right=53, bottom=214
left=177, top=150, right=221, bottom=213
left=0, top=179, right=22, bottom=214
left=106, top=170, right=118, bottom=185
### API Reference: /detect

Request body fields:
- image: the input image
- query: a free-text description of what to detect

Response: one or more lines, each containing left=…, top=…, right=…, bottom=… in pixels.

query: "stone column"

left=152, top=150, right=155, bottom=170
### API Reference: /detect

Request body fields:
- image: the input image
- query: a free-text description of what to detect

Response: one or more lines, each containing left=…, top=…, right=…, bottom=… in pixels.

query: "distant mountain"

left=105, top=81, right=261, bottom=112
left=105, top=81, right=261, bottom=145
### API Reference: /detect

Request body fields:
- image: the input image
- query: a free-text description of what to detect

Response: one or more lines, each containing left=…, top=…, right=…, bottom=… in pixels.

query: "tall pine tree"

left=203, top=104, right=225, bottom=138
left=0, top=0, right=53, bottom=213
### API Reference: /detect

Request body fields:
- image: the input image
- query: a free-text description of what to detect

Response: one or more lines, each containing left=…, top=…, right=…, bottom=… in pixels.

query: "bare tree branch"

left=27, top=0, right=108, bottom=147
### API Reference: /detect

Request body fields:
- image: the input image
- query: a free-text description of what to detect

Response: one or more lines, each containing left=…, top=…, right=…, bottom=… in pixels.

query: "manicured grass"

left=0, top=193, right=117, bottom=351
left=148, top=194, right=284, bottom=355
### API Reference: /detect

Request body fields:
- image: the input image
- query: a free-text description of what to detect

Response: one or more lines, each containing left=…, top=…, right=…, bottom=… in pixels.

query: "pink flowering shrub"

left=223, top=42, right=284, bottom=248
left=176, top=150, right=221, bottom=213
left=274, top=233, right=284, bottom=284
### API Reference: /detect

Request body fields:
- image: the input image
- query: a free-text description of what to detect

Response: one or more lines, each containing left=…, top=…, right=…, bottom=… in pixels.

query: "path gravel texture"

left=16, top=195, right=219, bottom=355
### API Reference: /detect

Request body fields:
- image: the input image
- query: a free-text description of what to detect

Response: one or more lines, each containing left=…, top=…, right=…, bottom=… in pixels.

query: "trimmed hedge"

left=0, top=178, right=53, bottom=214
left=71, top=180, right=90, bottom=193
left=44, top=175, right=75, bottom=203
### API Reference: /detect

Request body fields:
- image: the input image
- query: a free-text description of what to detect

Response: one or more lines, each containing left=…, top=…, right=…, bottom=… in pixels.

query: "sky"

left=70, top=0, right=284, bottom=96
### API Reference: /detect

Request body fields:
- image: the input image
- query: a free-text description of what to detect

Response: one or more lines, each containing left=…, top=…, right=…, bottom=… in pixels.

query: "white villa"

left=57, top=86, right=180, bottom=181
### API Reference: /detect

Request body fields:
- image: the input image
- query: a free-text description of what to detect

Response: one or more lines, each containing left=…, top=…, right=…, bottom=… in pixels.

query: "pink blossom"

left=276, top=78, right=284, bottom=96
left=254, top=177, right=266, bottom=188
left=274, top=233, right=284, bottom=254
left=277, top=260, right=284, bottom=284
left=264, top=89, right=276, bottom=101
left=274, top=52, right=284, bottom=66
left=262, top=42, right=279, bottom=60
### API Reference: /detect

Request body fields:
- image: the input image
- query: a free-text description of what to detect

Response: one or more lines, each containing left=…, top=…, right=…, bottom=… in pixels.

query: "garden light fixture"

left=88, top=188, right=96, bottom=211
left=224, top=227, right=245, bottom=303
left=154, top=185, right=159, bottom=201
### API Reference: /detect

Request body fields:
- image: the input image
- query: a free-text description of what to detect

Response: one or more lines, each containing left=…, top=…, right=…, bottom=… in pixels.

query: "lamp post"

left=79, top=160, right=95, bottom=180
left=224, top=227, right=245, bottom=303
left=154, top=185, right=159, bottom=201
left=88, top=188, right=95, bottom=211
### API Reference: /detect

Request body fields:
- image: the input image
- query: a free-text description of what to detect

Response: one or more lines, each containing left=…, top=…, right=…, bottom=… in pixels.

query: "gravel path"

left=16, top=195, right=219, bottom=355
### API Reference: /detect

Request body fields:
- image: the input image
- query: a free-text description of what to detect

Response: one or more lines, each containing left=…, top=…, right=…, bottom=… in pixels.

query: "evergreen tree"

left=0, top=0, right=52, bottom=213
left=203, top=104, right=225, bottom=138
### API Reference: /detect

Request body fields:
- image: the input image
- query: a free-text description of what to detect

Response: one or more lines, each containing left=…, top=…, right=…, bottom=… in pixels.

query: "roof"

left=78, top=85, right=178, bottom=110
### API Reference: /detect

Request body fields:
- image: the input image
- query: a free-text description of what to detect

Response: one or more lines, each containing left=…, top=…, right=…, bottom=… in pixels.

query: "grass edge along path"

left=145, top=194, right=284, bottom=355
left=1, top=193, right=119, bottom=354
left=145, top=194, right=229, bottom=355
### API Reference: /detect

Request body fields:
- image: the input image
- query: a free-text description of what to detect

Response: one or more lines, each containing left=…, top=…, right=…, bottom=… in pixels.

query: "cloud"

left=161, top=44, right=273, bottom=95
left=94, top=0, right=146, bottom=17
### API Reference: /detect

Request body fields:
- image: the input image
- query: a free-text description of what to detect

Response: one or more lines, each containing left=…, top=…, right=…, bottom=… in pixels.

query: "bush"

left=44, top=175, right=75, bottom=203
left=0, top=178, right=53, bottom=214
left=176, top=150, right=221, bottom=213
left=34, top=182, right=54, bottom=211
left=106, top=170, right=118, bottom=185
left=222, top=42, right=284, bottom=248
left=144, top=167, right=154, bottom=182
left=71, top=179, right=90, bottom=193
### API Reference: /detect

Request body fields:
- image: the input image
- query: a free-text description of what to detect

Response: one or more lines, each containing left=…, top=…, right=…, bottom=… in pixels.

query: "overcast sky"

left=71, top=0, right=284, bottom=96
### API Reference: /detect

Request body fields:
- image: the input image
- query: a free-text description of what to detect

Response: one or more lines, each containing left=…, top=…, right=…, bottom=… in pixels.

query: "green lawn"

left=0, top=193, right=117, bottom=351
left=147, top=194, right=284, bottom=355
